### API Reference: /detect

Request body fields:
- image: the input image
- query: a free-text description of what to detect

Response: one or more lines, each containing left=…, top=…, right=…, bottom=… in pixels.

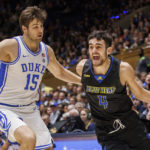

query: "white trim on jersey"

left=0, top=37, right=21, bottom=65
left=0, top=64, right=8, bottom=94
left=0, top=36, right=49, bottom=106
left=20, top=36, right=42, bottom=56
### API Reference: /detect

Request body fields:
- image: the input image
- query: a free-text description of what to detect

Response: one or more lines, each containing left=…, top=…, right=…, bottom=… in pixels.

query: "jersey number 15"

left=24, top=74, right=39, bottom=91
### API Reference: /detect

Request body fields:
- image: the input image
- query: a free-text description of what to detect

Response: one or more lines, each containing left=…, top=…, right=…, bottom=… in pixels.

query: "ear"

left=22, top=25, right=27, bottom=34
left=107, top=47, right=113, bottom=55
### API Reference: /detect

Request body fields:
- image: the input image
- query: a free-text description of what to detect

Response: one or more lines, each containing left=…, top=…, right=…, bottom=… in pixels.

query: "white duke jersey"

left=0, top=36, right=49, bottom=105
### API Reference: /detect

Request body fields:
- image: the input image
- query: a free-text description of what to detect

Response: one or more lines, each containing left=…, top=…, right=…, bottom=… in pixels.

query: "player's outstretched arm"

left=0, top=39, right=18, bottom=62
left=47, top=45, right=81, bottom=85
left=120, top=61, right=150, bottom=103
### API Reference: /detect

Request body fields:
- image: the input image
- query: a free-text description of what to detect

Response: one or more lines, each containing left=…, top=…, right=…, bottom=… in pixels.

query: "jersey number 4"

left=24, top=74, right=39, bottom=91
left=98, top=95, right=108, bottom=109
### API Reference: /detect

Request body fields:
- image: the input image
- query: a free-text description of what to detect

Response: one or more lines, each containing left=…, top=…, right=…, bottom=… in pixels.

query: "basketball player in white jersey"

left=0, top=6, right=81, bottom=150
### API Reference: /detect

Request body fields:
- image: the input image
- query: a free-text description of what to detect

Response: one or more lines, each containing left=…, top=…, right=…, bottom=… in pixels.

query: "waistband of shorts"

left=94, top=110, right=135, bottom=126
left=0, top=102, right=34, bottom=107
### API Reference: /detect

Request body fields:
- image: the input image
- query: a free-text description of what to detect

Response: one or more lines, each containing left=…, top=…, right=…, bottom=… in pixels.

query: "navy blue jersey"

left=81, top=56, right=133, bottom=122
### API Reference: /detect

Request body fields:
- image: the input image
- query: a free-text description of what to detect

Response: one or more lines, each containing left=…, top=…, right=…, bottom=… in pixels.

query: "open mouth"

left=38, top=35, right=42, bottom=38
left=93, top=56, right=100, bottom=60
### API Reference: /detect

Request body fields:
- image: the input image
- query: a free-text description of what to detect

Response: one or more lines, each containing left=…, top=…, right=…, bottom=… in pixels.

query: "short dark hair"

left=19, top=6, right=47, bottom=29
left=88, top=30, right=112, bottom=48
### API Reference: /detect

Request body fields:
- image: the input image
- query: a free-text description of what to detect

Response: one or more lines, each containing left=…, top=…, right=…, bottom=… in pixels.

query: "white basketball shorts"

left=0, top=107, right=52, bottom=150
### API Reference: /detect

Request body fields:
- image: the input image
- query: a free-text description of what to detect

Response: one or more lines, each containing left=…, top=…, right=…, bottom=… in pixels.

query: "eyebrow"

left=89, top=43, right=102, bottom=46
left=32, top=24, right=38, bottom=26
left=32, top=23, right=43, bottom=26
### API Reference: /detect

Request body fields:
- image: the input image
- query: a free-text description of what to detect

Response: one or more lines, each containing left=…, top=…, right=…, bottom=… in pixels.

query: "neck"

left=22, top=35, right=40, bottom=52
left=93, top=57, right=111, bottom=75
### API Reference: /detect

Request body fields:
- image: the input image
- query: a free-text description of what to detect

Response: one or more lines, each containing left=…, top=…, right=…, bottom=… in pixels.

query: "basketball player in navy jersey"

left=0, top=6, right=81, bottom=150
left=76, top=30, right=150, bottom=150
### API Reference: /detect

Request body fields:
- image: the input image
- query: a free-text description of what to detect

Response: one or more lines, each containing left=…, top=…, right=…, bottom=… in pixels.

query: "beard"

left=90, top=54, right=107, bottom=66
left=92, top=58, right=104, bottom=66
left=27, top=31, right=43, bottom=42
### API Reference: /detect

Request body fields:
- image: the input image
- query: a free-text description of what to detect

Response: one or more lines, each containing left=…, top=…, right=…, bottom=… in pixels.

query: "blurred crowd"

left=39, top=83, right=95, bottom=133
left=0, top=0, right=150, bottom=68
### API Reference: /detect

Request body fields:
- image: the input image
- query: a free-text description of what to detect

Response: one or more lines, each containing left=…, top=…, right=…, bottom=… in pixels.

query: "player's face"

left=89, top=38, right=107, bottom=66
left=24, top=18, right=44, bottom=42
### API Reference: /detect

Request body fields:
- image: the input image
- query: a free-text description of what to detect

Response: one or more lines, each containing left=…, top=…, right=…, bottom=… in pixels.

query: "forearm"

left=47, top=47, right=81, bottom=85
left=54, top=69, right=81, bottom=85
left=135, top=88, right=150, bottom=103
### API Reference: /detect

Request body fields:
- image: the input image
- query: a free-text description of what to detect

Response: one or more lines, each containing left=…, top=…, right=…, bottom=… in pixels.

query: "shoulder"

left=120, top=61, right=135, bottom=85
left=77, top=59, right=87, bottom=67
left=45, top=45, right=58, bottom=67
left=76, top=59, right=87, bottom=76
left=120, top=61, right=133, bottom=72
left=0, top=38, right=18, bottom=49
left=0, top=38, right=18, bottom=62
left=45, top=45, right=55, bottom=57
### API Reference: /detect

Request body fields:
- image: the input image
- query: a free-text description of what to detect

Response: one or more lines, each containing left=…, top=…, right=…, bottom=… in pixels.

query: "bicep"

left=120, top=62, right=143, bottom=98
left=0, top=40, right=8, bottom=60
left=47, top=46, right=64, bottom=75
left=0, top=39, right=17, bottom=62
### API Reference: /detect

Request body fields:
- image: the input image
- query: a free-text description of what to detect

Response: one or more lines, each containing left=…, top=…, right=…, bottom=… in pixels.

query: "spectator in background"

left=68, top=104, right=75, bottom=111
left=62, top=103, right=69, bottom=114
left=42, top=113, right=54, bottom=130
left=136, top=48, right=150, bottom=73
left=46, top=106, right=52, bottom=116
left=144, top=73, right=150, bottom=90
left=69, top=96, right=77, bottom=105
left=61, top=108, right=85, bottom=133
left=116, top=42, right=123, bottom=53
left=145, top=37, right=150, bottom=45
left=141, top=110, right=150, bottom=134
left=57, top=103, right=64, bottom=116
left=142, top=103, right=150, bottom=117
left=130, top=36, right=139, bottom=48
left=76, top=85, right=83, bottom=94
left=44, top=94, right=53, bottom=106
left=75, top=102, right=85, bottom=113
left=80, top=108, right=95, bottom=131
left=78, top=48, right=88, bottom=61
left=146, top=111, right=150, bottom=121
left=39, top=103, right=46, bottom=115
left=49, top=102, right=61, bottom=125
left=123, top=39, right=131, bottom=50
left=80, top=92, right=90, bottom=109
left=131, top=95, right=147, bottom=120
left=139, top=72, right=147, bottom=85
left=66, top=83, right=74, bottom=93
left=132, top=98, right=145, bottom=114
left=57, top=91, right=70, bottom=104
left=52, top=90, right=59, bottom=103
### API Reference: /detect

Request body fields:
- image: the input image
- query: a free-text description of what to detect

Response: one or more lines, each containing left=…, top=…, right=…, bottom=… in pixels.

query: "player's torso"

left=81, top=56, right=133, bottom=120
left=0, top=36, right=49, bottom=105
